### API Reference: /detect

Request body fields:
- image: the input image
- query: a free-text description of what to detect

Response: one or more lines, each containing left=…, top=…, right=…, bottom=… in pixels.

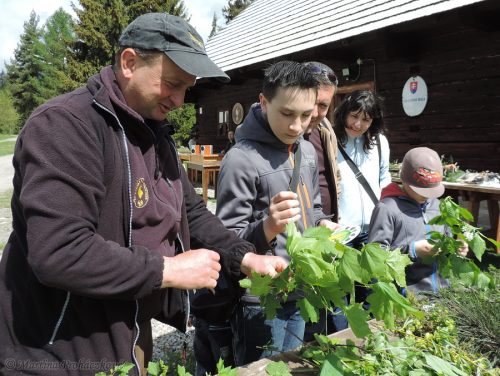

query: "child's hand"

left=457, top=240, right=469, bottom=257
left=414, top=239, right=437, bottom=259
left=263, top=191, right=301, bottom=242
left=319, top=219, right=341, bottom=231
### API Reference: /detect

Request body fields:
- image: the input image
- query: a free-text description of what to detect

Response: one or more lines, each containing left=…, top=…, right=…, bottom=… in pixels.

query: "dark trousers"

left=231, top=300, right=305, bottom=366
left=303, top=304, right=348, bottom=342
left=193, top=317, right=234, bottom=376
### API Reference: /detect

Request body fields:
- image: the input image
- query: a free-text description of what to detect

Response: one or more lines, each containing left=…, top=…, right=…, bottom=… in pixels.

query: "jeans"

left=193, top=317, right=234, bottom=376
left=231, top=300, right=305, bottom=366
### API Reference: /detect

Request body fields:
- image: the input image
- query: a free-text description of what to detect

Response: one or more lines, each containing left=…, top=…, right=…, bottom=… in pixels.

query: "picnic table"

left=186, top=155, right=222, bottom=202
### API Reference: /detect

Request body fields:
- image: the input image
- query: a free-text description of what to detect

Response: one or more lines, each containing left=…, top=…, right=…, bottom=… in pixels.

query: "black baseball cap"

left=119, top=13, right=230, bottom=82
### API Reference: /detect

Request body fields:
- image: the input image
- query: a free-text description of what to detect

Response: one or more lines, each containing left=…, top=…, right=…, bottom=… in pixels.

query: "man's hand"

left=263, top=191, right=301, bottom=242
left=161, top=249, right=221, bottom=289
left=319, top=219, right=341, bottom=232
left=414, top=239, right=437, bottom=259
left=240, top=253, right=288, bottom=278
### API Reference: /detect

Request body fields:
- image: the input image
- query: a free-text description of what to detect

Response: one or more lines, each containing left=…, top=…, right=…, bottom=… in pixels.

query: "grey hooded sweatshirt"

left=368, top=182, right=449, bottom=293
left=216, top=104, right=328, bottom=303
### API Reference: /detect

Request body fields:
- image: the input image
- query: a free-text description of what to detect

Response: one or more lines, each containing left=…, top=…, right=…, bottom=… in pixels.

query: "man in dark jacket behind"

left=0, top=13, right=286, bottom=376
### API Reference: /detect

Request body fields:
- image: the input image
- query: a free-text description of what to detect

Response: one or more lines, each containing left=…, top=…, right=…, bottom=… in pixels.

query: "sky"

left=0, top=0, right=228, bottom=72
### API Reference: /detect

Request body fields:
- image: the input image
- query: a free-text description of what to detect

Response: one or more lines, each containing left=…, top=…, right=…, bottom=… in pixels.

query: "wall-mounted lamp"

left=198, top=106, right=203, bottom=115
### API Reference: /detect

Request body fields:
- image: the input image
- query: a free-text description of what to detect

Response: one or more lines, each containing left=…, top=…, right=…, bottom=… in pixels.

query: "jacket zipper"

left=48, top=291, right=71, bottom=344
left=93, top=99, right=140, bottom=375
left=422, top=205, right=439, bottom=292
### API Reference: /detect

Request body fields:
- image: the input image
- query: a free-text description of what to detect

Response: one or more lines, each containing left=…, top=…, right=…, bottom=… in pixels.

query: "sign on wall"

left=402, top=76, right=428, bottom=117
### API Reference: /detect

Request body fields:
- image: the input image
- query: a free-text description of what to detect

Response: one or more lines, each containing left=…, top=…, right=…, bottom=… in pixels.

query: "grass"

left=0, top=141, right=16, bottom=157
left=0, top=134, right=16, bottom=141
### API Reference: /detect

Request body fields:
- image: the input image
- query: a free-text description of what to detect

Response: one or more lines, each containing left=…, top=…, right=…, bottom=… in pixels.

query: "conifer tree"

left=209, top=12, right=220, bottom=38
left=41, top=8, right=76, bottom=97
left=5, top=11, right=46, bottom=126
left=222, top=0, right=254, bottom=23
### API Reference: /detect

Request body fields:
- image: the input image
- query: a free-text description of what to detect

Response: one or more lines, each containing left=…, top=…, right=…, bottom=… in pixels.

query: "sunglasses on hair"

left=308, top=66, right=338, bottom=86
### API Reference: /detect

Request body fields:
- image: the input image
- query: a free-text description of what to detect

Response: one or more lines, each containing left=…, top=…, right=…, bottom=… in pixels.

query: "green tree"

left=209, top=12, right=220, bottom=38
left=68, top=0, right=190, bottom=86
left=41, top=8, right=76, bottom=96
left=167, top=104, right=196, bottom=146
left=5, top=11, right=46, bottom=126
left=0, top=89, right=20, bottom=134
left=222, top=0, right=254, bottom=23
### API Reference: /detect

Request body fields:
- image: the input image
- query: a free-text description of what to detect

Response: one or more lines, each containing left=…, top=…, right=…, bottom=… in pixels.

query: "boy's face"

left=259, top=87, right=316, bottom=145
left=402, top=182, right=429, bottom=204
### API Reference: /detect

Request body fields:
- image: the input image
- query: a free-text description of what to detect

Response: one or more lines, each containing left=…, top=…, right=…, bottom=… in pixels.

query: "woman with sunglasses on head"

left=334, top=90, right=391, bottom=250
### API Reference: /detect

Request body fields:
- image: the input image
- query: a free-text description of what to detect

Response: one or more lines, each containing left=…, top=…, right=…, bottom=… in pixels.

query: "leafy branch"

left=240, top=222, right=423, bottom=338
left=428, top=196, right=498, bottom=289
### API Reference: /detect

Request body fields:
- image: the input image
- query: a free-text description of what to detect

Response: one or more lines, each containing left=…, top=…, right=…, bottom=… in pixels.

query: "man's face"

left=121, top=51, right=196, bottom=121
left=260, top=87, right=316, bottom=145
left=227, top=131, right=235, bottom=142
left=306, top=84, right=336, bottom=134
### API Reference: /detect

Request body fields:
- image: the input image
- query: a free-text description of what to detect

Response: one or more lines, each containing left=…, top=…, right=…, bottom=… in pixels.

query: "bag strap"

left=338, top=142, right=379, bottom=205
left=289, top=143, right=301, bottom=193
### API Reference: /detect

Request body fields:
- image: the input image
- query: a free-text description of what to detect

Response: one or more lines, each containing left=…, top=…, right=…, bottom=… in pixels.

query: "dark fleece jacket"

left=0, top=66, right=254, bottom=375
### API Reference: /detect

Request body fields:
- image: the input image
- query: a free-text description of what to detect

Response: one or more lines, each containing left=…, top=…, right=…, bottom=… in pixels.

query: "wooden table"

left=187, top=160, right=221, bottom=202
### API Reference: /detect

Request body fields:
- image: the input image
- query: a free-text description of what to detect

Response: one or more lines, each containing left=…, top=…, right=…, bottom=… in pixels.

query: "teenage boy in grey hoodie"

left=368, top=147, right=468, bottom=293
left=216, top=61, right=339, bottom=366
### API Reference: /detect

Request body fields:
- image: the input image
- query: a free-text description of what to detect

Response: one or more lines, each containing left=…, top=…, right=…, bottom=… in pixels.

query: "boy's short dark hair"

left=262, top=61, right=318, bottom=102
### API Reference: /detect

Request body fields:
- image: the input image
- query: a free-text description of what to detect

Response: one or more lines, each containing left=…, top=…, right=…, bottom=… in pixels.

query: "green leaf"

left=261, top=294, right=282, bottom=320
left=239, top=278, right=252, bottom=289
left=359, top=243, right=391, bottom=281
left=216, top=358, right=237, bottom=376
left=320, top=353, right=344, bottom=376
left=113, top=363, right=135, bottom=375
left=485, top=236, right=500, bottom=249
left=147, top=361, right=160, bottom=376
left=458, top=206, right=474, bottom=221
left=177, top=364, right=193, bottom=376
left=468, top=233, right=485, bottom=261
left=297, top=297, right=319, bottom=323
left=367, top=282, right=422, bottom=328
left=338, top=247, right=367, bottom=288
left=303, top=225, right=332, bottom=240
left=386, top=248, right=412, bottom=287
left=449, top=256, right=478, bottom=286
left=316, top=284, right=346, bottom=309
left=344, top=303, right=371, bottom=338
left=423, top=353, right=468, bottom=376
left=286, top=222, right=301, bottom=255
left=476, top=270, right=493, bottom=289
left=248, top=273, right=273, bottom=295
left=294, top=252, right=331, bottom=285
left=265, top=361, right=292, bottom=376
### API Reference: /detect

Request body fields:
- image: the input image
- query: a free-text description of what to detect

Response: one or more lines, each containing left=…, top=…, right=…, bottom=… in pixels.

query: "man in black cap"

left=0, top=13, right=287, bottom=375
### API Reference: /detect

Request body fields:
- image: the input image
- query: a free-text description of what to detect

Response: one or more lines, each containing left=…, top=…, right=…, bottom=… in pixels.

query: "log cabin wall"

left=190, top=1, right=500, bottom=171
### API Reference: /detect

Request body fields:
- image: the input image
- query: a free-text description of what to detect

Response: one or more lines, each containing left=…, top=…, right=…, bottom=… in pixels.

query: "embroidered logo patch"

left=133, top=178, right=149, bottom=208
left=412, top=167, right=442, bottom=186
